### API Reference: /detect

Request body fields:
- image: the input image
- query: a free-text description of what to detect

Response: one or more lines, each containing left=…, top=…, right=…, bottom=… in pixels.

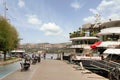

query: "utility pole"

left=3, top=0, right=10, bottom=23
left=3, top=0, right=8, bottom=18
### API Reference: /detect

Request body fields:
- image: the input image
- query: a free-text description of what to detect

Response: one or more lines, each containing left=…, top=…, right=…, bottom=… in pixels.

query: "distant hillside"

left=20, top=42, right=71, bottom=49
left=19, top=42, right=72, bottom=53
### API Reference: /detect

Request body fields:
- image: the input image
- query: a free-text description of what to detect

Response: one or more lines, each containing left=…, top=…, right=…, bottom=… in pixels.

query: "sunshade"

left=90, top=41, right=101, bottom=49
left=97, top=41, right=120, bottom=48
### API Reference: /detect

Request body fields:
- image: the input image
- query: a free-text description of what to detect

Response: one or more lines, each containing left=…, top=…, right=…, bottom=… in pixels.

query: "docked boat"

left=92, top=27, right=120, bottom=60
left=90, top=27, right=120, bottom=80
left=70, top=36, right=101, bottom=69
left=70, top=36, right=99, bottom=55
left=73, top=27, right=120, bottom=70
left=91, top=48, right=120, bottom=80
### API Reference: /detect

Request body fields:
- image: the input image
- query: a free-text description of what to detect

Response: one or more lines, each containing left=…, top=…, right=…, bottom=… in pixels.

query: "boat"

left=92, top=27, right=120, bottom=60
left=70, top=36, right=101, bottom=69
left=90, top=27, right=120, bottom=80
left=70, top=36, right=99, bottom=55
left=91, top=48, right=120, bottom=80
left=72, top=27, right=120, bottom=70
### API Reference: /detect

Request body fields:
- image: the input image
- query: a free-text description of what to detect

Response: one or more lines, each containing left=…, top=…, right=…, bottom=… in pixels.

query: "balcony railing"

left=70, top=44, right=90, bottom=49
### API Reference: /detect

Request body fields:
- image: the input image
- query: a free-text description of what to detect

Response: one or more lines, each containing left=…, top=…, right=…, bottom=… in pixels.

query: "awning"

left=11, top=50, right=25, bottom=53
left=97, top=41, right=120, bottom=48
left=91, top=41, right=120, bottom=48
left=90, top=41, right=101, bottom=49
left=103, top=49, right=120, bottom=55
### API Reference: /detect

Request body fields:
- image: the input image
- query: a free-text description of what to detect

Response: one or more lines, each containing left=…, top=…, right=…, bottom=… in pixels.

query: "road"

left=0, top=60, right=108, bottom=80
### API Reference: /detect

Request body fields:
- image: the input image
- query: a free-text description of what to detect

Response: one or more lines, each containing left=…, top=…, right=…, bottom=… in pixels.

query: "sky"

left=0, top=0, right=120, bottom=44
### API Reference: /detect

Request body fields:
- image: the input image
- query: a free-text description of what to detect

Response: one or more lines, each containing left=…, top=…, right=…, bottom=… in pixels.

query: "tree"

left=0, top=16, right=19, bottom=61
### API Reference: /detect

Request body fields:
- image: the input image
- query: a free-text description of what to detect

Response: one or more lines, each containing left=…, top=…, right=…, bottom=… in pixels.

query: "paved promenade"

left=0, top=60, right=108, bottom=80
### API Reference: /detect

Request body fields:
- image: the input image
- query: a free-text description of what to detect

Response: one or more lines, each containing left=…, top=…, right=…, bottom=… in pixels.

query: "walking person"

left=37, top=54, right=41, bottom=62
left=43, top=53, right=46, bottom=59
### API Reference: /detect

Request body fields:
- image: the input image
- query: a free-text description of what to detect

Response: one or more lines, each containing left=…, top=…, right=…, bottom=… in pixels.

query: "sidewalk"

left=0, top=58, right=21, bottom=65
left=0, top=60, right=108, bottom=80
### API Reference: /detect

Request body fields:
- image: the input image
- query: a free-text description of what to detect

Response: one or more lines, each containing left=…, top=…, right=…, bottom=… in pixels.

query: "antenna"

left=93, top=14, right=101, bottom=28
left=95, top=14, right=101, bottom=24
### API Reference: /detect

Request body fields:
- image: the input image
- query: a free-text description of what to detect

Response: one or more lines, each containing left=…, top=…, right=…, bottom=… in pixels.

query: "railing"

left=70, top=44, right=90, bottom=49
left=91, top=60, right=120, bottom=72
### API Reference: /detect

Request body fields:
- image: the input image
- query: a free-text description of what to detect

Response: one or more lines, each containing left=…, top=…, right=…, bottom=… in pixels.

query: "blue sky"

left=0, top=0, right=120, bottom=44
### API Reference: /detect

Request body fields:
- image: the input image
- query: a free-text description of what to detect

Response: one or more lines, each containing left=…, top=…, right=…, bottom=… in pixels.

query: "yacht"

left=70, top=36, right=101, bottom=68
left=90, top=27, right=120, bottom=80
left=91, top=48, right=120, bottom=80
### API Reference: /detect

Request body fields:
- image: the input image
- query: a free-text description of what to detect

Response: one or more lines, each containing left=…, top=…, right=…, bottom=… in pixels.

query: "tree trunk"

left=3, top=51, right=6, bottom=61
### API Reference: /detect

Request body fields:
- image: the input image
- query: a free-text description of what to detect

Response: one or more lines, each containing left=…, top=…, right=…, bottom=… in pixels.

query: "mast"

left=93, top=14, right=101, bottom=28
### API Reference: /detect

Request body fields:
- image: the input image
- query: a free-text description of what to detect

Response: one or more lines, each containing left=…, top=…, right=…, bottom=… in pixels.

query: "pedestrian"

left=38, top=54, right=41, bottom=62
left=32, top=54, right=35, bottom=59
left=99, top=54, right=104, bottom=60
left=43, top=53, right=46, bottom=59
left=51, top=56, right=53, bottom=59
left=24, top=54, right=31, bottom=63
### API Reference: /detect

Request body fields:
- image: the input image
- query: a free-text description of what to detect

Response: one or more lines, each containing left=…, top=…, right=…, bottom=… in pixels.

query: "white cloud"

left=71, top=1, right=81, bottom=10
left=89, top=9, right=99, bottom=15
left=40, top=22, right=63, bottom=36
left=83, top=0, right=120, bottom=23
left=97, top=0, right=114, bottom=11
left=108, top=13, right=120, bottom=20
left=83, top=16, right=95, bottom=23
left=18, top=0, right=25, bottom=8
left=27, top=15, right=42, bottom=25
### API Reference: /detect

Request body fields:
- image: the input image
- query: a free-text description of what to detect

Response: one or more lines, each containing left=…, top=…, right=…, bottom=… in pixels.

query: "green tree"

left=0, top=16, right=19, bottom=61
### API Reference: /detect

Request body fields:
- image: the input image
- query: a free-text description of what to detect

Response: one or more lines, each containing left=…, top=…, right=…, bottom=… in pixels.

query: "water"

left=0, top=61, right=20, bottom=78
left=45, top=53, right=57, bottom=59
left=29, top=53, right=58, bottom=60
